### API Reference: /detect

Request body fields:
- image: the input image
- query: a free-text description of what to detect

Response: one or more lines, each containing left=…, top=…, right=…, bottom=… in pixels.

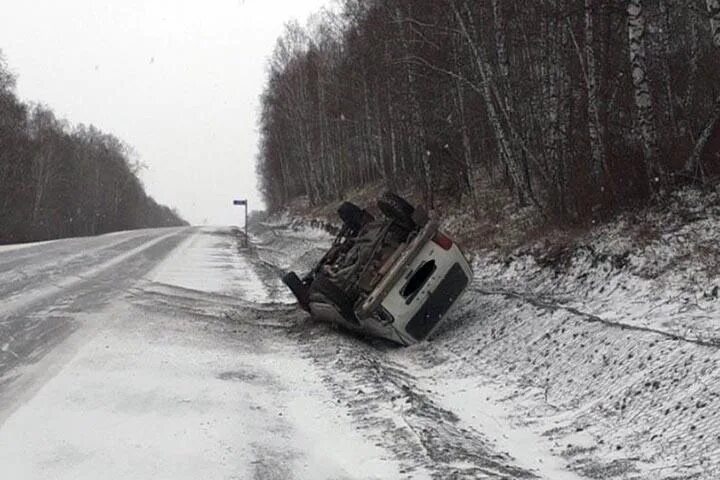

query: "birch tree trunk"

left=317, top=70, right=331, bottom=199
left=327, top=123, right=341, bottom=200
left=585, top=0, right=606, bottom=180
left=627, top=0, right=662, bottom=185
left=373, top=88, right=390, bottom=187
left=658, top=0, right=679, bottom=136
left=388, top=98, right=399, bottom=180
left=384, top=43, right=399, bottom=189
left=280, top=63, right=320, bottom=204
left=685, top=0, right=720, bottom=176
left=491, top=0, right=510, bottom=84
left=684, top=8, right=700, bottom=140
left=451, top=0, right=526, bottom=207
left=300, top=112, right=321, bottom=204
left=708, top=0, right=720, bottom=47
left=555, top=7, right=571, bottom=216
left=455, top=73, right=478, bottom=210
left=395, top=7, right=432, bottom=208
left=491, top=0, right=536, bottom=207
left=543, top=9, right=562, bottom=205
left=31, top=150, right=52, bottom=225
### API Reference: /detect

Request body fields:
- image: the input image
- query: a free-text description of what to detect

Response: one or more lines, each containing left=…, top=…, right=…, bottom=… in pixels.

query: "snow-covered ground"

left=2, top=192, right=717, bottom=479
left=252, top=187, right=720, bottom=480
left=424, top=187, right=720, bottom=479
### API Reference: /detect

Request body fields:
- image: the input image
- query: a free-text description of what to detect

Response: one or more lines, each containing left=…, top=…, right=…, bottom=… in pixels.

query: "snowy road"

left=0, top=227, right=402, bottom=479
left=0, top=225, right=586, bottom=479
left=0, top=227, right=191, bottom=403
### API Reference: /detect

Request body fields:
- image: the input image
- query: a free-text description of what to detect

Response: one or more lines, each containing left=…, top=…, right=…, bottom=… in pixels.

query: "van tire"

left=282, top=271, right=310, bottom=311
left=338, top=202, right=370, bottom=232
left=378, top=192, right=415, bottom=230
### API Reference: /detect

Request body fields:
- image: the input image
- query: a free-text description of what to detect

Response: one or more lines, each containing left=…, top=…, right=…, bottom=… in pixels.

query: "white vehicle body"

left=375, top=236, right=472, bottom=345
left=308, top=220, right=472, bottom=346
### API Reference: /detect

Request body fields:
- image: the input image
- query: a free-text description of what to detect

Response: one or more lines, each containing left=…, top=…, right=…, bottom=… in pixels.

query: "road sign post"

left=233, top=199, right=248, bottom=247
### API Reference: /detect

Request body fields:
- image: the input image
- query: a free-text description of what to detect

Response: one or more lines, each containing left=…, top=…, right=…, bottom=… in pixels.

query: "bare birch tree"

left=708, top=0, right=720, bottom=47
left=585, top=0, right=606, bottom=180
left=627, top=0, right=662, bottom=186
left=256, top=0, right=720, bottom=223
left=685, top=0, right=720, bottom=177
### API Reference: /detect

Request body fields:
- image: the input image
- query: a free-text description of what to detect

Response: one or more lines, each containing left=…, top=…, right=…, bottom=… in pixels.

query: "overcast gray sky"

left=0, top=0, right=330, bottom=225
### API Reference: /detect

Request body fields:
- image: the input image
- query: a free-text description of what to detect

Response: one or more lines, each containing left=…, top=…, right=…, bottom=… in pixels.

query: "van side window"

left=401, top=260, right=436, bottom=304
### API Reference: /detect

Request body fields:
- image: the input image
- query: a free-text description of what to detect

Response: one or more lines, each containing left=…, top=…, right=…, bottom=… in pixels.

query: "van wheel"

left=282, top=271, right=310, bottom=311
left=338, top=201, right=371, bottom=232
left=378, top=192, right=415, bottom=230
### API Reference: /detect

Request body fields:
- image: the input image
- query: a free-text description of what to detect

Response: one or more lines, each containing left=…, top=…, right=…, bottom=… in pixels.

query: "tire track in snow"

left=0, top=229, right=186, bottom=320
left=0, top=230, right=155, bottom=273
left=0, top=232, right=170, bottom=300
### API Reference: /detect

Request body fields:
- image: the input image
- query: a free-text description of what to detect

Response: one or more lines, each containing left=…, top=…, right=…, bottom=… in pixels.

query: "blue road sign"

left=233, top=199, right=247, bottom=206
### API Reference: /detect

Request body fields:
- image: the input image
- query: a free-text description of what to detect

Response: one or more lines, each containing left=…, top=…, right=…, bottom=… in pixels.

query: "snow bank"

left=421, top=186, right=720, bottom=479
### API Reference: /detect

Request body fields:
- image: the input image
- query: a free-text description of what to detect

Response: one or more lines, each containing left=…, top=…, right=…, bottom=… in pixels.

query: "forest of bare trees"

left=0, top=54, right=185, bottom=244
left=257, top=0, right=720, bottom=223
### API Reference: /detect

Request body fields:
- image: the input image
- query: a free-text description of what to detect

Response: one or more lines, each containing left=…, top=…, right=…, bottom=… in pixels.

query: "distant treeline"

left=258, top=0, right=720, bottom=221
left=0, top=53, right=186, bottom=244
